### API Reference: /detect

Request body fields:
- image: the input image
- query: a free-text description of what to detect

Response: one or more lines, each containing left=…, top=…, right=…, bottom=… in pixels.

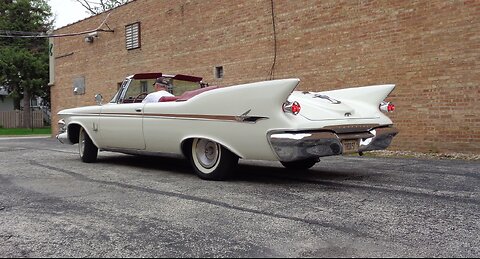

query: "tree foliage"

left=0, top=0, right=53, bottom=128
left=75, top=0, right=131, bottom=15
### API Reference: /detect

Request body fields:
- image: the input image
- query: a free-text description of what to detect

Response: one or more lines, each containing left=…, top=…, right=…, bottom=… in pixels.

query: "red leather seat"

left=176, top=86, right=219, bottom=101
left=158, top=86, right=219, bottom=102
left=158, top=96, right=179, bottom=102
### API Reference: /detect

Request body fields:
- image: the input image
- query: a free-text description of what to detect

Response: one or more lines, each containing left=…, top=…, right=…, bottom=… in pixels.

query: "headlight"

left=57, top=119, right=67, bottom=134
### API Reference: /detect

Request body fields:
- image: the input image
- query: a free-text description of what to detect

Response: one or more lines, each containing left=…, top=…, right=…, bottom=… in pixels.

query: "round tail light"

left=283, top=101, right=301, bottom=115
left=380, top=101, right=395, bottom=113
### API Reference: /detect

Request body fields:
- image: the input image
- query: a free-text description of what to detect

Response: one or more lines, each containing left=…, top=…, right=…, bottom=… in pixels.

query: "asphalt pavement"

left=0, top=137, right=479, bottom=257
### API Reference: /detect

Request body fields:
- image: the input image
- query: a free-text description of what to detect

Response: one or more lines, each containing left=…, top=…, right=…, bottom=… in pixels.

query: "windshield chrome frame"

left=110, top=78, right=132, bottom=103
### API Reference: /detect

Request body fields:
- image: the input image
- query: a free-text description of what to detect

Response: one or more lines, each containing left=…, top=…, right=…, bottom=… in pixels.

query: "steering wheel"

left=133, top=92, right=148, bottom=103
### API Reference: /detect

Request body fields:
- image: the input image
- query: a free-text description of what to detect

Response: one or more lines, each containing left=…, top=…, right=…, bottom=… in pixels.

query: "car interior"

left=120, top=78, right=208, bottom=104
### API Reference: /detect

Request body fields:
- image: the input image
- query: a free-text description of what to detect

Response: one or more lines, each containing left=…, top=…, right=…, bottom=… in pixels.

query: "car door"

left=97, top=102, right=145, bottom=150
left=96, top=78, right=146, bottom=150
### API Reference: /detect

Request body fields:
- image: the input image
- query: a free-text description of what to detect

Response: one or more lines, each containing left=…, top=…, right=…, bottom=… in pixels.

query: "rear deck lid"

left=289, top=84, right=395, bottom=121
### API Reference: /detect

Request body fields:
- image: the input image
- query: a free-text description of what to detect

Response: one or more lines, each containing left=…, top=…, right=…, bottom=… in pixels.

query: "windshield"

left=109, top=79, right=128, bottom=103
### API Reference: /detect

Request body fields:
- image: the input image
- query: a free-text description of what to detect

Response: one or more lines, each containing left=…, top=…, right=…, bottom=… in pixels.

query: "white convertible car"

left=57, top=73, right=398, bottom=180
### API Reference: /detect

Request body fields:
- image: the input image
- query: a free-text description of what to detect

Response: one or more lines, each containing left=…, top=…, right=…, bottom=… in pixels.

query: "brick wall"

left=51, top=0, right=480, bottom=154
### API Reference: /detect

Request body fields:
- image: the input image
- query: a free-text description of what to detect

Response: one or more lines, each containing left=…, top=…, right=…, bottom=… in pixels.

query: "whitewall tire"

left=79, top=127, right=98, bottom=163
left=190, top=138, right=238, bottom=180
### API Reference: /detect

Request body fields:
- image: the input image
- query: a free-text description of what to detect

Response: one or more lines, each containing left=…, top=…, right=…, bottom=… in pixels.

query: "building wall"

left=51, top=0, right=480, bottom=153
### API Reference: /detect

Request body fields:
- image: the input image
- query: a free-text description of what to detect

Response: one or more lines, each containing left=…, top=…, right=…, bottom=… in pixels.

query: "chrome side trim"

left=59, top=112, right=268, bottom=124
left=58, top=113, right=101, bottom=117
left=234, top=109, right=269, bottom=123
left=100, top=148, right=185, bottom=159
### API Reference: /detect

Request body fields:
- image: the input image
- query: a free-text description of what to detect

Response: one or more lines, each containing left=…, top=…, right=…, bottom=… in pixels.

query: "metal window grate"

left=125, top=22, right=141, bottom=50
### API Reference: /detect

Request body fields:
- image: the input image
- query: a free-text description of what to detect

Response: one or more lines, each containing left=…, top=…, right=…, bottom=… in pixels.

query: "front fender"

left=66, top=121, right=100, bottom=148
left=58, top=105, right=102, bottom=148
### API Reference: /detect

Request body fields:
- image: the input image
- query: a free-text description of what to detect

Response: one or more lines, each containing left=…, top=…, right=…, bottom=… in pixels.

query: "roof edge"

left=53, top=0, right=138, bottom=31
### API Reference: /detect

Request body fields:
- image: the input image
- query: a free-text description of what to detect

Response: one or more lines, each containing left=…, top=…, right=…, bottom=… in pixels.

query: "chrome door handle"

left=135, top=108, right=142, bottom=112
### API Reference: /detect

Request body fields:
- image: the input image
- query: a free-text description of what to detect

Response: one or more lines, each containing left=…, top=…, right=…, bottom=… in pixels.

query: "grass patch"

left=0, top=127, right=51, bottom=136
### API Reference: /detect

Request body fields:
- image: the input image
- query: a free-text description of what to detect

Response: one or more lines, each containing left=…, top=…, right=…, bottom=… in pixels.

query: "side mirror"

left=95, top=94, right=103, bottom=105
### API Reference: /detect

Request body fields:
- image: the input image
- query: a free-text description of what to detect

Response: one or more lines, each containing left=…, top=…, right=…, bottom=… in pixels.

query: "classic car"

left=57, top=72, right=398, bottom=180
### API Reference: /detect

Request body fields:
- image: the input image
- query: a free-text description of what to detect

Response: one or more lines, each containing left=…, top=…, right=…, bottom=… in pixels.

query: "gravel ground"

left=367, top=150, right=480, bottom=161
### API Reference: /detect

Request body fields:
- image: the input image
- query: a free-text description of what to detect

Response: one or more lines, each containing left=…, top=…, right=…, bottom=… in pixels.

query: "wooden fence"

left=0, top=110, right=45, bottom=128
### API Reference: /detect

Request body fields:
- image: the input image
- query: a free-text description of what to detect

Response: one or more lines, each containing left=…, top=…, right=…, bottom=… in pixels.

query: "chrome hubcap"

left=195, top=139, right=219, bottom=169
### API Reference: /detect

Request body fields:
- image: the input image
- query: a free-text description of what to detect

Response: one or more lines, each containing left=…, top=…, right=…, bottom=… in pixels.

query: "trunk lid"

left=289, top=84, right=395, bottom=121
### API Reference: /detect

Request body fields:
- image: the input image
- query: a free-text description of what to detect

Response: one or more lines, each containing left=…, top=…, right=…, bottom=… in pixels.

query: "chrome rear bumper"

left=268, top=126, right=398, bottom=162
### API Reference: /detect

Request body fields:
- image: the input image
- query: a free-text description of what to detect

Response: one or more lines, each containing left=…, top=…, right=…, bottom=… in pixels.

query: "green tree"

left=0, top=0, right=52, bottom=128
left=75, top=0, right=131, bottom=14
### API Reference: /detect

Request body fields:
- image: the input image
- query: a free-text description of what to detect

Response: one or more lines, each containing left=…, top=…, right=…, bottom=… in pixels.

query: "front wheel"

left=190, top=138, right=238, bottom=180
left=79, top=127, right=98, bottom=163
left=280, top=158, right=319, bottom=170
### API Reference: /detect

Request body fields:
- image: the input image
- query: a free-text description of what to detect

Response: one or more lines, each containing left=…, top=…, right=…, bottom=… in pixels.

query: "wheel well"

left=68, top=124, right=81, bottom=144
left=181, top=139, right=194, bottom=159
left=180, top=138, right=242, bottom=159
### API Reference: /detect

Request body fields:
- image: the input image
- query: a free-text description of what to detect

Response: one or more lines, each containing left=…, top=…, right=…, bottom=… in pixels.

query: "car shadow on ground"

left=96, top=154, right=371, bottom=185
left=98, top=154, right=194, bottom=176
left=237, top=163, right=367, bottom=181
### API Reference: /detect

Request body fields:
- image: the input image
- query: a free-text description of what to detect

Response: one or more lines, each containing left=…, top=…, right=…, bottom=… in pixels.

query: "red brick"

left=51, top=0, right=480, bottom=154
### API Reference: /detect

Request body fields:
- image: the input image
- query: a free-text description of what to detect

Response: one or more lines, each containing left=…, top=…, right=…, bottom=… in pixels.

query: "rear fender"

left=322, top=84, right=395, bottom=106
left=184, top=78, right=300, bottom=118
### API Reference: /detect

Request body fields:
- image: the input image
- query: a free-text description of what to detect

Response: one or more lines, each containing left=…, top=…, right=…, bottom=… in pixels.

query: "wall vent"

left=214, top=66, right=224, bottom=79
left=125, top=22, right=141, bottom=50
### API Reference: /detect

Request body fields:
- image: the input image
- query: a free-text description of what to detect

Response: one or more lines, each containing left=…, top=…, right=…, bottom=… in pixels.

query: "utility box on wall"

left=73, top=76, right=85, bottom=95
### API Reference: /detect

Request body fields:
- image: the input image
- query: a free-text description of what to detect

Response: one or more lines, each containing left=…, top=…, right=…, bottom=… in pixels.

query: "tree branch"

left=75, top=0, right=97, bottom=15
left=74, top=0, right=131, bottom=14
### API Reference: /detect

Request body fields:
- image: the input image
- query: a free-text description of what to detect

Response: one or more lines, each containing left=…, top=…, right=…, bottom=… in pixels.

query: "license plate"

left=341, top=139, right=359, bottom=153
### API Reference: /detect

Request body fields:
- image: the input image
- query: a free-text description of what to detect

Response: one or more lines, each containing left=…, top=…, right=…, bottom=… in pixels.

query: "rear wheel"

left=190, top=138, right=238, bottom=180
left=79, top=127, right=98, bottom=163
left=281, top=158, right=319, bottom=170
